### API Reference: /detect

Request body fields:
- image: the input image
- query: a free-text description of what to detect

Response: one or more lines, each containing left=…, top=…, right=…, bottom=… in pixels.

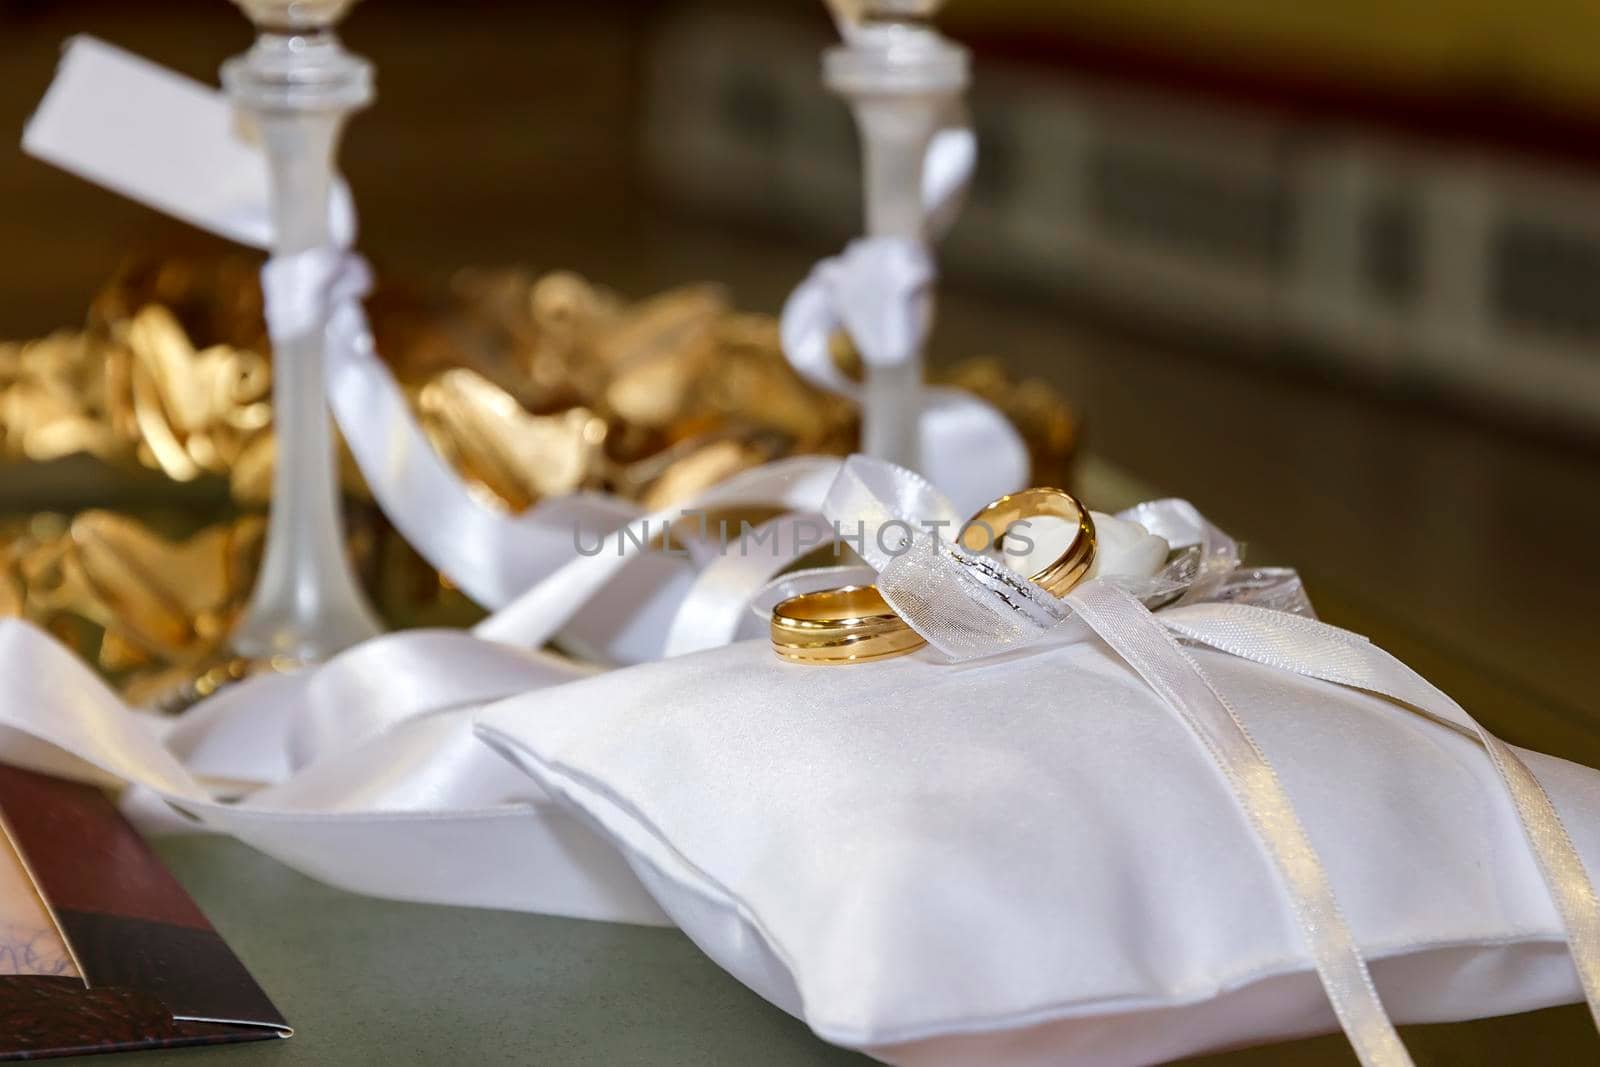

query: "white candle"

left=223, top=0, right=383, bottom=662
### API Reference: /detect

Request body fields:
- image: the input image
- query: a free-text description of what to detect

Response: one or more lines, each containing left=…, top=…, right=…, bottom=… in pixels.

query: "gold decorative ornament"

left=0, top=510, right=265, bottom=706
left=1, top=248, right=1079, bottom=699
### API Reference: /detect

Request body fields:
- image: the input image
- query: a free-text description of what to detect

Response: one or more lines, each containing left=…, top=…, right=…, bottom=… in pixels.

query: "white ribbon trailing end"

left=0, top=453, right=849, bottom=925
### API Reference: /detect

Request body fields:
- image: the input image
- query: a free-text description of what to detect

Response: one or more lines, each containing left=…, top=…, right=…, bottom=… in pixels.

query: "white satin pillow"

left=476, top=637, right=1597, bottom=1067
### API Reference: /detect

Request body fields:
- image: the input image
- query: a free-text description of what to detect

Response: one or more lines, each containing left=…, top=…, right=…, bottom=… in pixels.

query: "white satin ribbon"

left=25, top=38, right=660, bottom=640
left=1161, top=603, right=1600, bottom=1034
left=778, top=237, right=1026, bottom=516
left=24, top=35, right=356, bottom=251
left=799, top=455, right=1600, bottom=1066
left=260, top=248, right=649, bottom=625
left=783, top=239, right=933, bottom=393
left=661, top=513, right=830, bottom=658
left=1069, top=585, right=1412, bottom=1067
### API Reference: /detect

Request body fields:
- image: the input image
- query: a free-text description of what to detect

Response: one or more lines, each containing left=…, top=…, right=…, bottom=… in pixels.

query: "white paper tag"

left=23, top=35, right=351, bottom=250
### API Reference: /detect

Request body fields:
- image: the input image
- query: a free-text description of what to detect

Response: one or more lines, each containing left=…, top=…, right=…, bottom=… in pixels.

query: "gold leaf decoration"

left=0, top=248, right=1078, bottom=700
left=419, top=370, right=607, bottom=511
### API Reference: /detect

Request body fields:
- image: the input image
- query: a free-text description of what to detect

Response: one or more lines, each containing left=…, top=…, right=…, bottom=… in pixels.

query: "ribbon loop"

left=821, top=454, right=960, bottom=570
left=782, top=237, right=934, bottom=390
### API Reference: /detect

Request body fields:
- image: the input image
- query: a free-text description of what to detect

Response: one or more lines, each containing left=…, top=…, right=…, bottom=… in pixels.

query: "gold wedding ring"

left=770, top=488, right=1098, bottom=665
left=770, top=585, right=929, bottom=665
left=959, top=487, right=1097, bottom=597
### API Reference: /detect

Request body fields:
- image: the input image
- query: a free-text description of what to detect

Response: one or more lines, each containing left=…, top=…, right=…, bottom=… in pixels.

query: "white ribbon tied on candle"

left=778, top=92, right=1029, bottom=507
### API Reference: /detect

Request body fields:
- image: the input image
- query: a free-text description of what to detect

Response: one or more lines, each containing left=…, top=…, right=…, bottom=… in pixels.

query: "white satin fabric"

left=480, top=630, right=1600, bottom=1062
left=0, top=453, right=846, bottom=924
left=0, top=618, right=668, bottom=922
left=476, top=635, right=1600, bottom=1067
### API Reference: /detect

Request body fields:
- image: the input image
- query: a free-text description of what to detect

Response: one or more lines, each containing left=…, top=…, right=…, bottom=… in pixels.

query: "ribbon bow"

left=778, top=110, right=972, bottom=394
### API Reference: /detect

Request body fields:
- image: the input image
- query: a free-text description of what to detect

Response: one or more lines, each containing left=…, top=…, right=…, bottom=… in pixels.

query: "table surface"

left=44, top=837, right=1591, bottom=1067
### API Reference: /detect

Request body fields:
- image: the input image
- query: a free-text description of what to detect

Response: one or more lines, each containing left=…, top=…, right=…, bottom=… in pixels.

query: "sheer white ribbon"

left=797, top=455, right=1600, bottom=1067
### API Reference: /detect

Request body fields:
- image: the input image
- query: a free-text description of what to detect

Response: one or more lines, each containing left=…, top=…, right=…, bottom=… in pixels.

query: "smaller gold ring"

left=959, top=488, right=1097, bottom=598
left=770, top=585, right=928, bottom=665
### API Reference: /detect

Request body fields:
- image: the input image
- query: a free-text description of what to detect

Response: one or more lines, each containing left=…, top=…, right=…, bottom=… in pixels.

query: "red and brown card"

left=0, top=764, right=289, bottom=1060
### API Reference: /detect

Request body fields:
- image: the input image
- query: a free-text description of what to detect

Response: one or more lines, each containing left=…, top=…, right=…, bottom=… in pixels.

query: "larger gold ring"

left=770, top=585, right=930, bottom=665
left=959, top=487, right=1097, bottom=597
left=770, top=488, right=1098, bottom=665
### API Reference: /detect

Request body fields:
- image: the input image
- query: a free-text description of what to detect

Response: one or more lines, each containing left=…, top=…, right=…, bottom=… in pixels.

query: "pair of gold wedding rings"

left=770, top=488, right=1097, bottom=665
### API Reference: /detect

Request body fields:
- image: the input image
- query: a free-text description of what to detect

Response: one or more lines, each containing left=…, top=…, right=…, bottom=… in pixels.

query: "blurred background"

left=1, top=0, right=1597, bottom=759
